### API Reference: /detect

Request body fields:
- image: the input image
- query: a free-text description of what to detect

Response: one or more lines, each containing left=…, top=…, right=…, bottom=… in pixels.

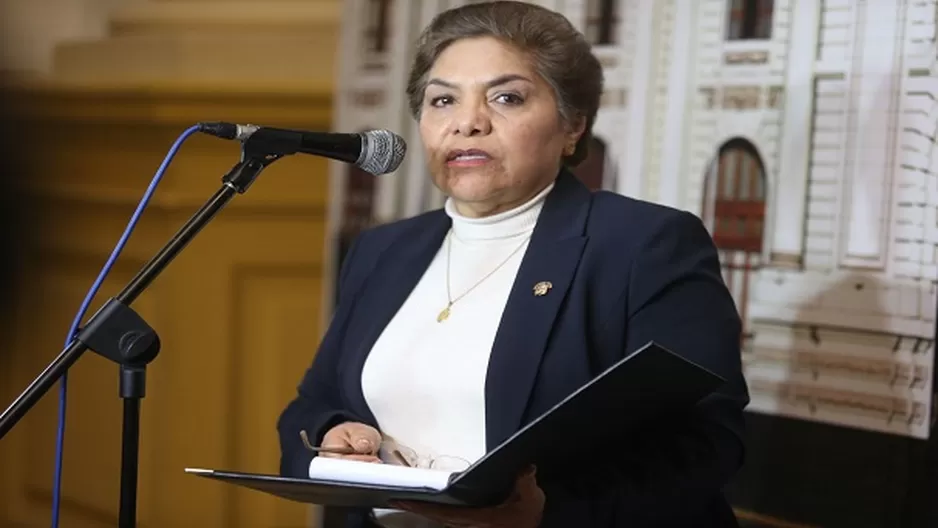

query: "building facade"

left=328, top=0, right=938, bottom=441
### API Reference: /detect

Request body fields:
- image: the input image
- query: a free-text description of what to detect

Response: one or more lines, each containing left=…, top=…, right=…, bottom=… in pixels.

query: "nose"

left=453, top=99, right=492, bottom=137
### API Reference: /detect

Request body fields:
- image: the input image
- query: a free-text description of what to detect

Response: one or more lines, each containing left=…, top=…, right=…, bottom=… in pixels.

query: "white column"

left=370, top=0, right=414, bottom=224
left=329, top=0, right=367, bottom=218
left=839, top=0, right=903, bottom=268
left=617, top=0, right=655, bottom=199
left=657, top=0, right=697, bottom=209
left=538, top=0, right=565, bottom=12
left=418, top=0, right=453, bottom=213
left=768, top=0, right=821, bottom=265
left=393, top=0, right=432, bottom=219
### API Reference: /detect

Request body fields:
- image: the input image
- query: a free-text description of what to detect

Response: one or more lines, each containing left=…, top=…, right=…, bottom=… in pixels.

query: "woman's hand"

left=320, top=421, right=382, bottom=463
left=391, top=466, right=544, bottom=528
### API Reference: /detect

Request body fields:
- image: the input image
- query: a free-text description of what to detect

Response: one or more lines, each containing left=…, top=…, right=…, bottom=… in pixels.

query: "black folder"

left=186, top=340, right=725, bottom=508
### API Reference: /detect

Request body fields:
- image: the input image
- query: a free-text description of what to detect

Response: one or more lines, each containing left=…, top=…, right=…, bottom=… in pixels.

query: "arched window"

left=703, top=138, right=766, bottom=251
left=571, top=136, right=610, bottom=191
left=725, top=0, right=774, bottom=40
left=702, top=138, right=767, bottom=339
left=585, top=0, right=620, bottom=46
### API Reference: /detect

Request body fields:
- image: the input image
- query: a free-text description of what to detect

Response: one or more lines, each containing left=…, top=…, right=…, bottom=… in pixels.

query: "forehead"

left=428, top=36, right=534, bottom=84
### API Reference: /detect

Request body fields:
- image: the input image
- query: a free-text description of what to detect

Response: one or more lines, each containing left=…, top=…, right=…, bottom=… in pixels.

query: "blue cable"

left=50, top=124, right=204, bottom=528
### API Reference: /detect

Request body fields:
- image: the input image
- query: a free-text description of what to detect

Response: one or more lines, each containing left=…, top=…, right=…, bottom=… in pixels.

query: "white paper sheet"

left=307, top=456, right=454, bottom=491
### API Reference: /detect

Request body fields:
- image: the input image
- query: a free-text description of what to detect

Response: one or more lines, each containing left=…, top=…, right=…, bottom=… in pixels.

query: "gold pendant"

left=437, top=305, right=451, bottom=322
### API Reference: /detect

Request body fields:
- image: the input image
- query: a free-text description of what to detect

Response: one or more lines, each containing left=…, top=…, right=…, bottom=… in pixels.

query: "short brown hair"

left=405, top=1, right=604, bottom=167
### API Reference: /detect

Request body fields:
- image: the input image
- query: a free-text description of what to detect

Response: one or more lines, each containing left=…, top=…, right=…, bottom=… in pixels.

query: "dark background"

left=0, top=84, right=19, bottom=306
left=728, top=397, right=938, bottom=527
left=0, top=82, right=30, bottom=315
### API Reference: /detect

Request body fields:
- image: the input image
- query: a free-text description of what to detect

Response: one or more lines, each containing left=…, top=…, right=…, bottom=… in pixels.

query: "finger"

left=516, top=470, right=544, bottom=511
left=513, top=465, right=538, bottom=495
left=342, top=424, right=381, bottom=453
left=318, top=445, right=354, bottom=458
left=320, top=437, right=353, bottom=450
left=522, top=465, right=537, bottom=478
left=323, top=423, right=378, bottom=453
left=341, top=454, right=383, bottom=463
left=318, top=450, right=382, bottom=463
left=321, top=428, right=354, bottom=450
left=317, top=442, right=352, bottom=458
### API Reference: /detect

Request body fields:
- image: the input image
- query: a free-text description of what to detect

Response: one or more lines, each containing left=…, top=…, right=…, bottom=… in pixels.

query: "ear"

left=564, top=115, right=587, bottom=146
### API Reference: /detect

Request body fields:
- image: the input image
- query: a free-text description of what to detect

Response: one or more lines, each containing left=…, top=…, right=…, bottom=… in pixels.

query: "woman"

left=278, top=2, right=749, bottom=527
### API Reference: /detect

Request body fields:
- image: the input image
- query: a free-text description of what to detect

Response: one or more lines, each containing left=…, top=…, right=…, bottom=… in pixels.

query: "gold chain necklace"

left=437, top=230, right=531, bottom=322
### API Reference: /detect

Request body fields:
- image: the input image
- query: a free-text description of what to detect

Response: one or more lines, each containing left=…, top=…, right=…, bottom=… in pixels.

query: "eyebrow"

left=426, top=73, right=534, bottom=90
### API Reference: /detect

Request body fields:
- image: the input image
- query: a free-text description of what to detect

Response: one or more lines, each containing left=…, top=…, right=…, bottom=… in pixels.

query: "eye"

left=493, top=93, right=524, bottom=105
left=428, top=95, right=454, bottom=107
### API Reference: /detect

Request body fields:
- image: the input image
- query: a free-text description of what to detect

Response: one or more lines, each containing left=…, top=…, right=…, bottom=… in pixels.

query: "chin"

left=446, top=182, right=501, bottom=204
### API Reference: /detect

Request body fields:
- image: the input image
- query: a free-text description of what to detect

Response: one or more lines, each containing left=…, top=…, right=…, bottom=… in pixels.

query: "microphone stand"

left=0, top=138, right=285, bottom=528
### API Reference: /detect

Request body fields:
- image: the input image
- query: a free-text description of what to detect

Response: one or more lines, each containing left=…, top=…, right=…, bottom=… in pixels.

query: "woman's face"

left=418, top=36, right=584, bottom=218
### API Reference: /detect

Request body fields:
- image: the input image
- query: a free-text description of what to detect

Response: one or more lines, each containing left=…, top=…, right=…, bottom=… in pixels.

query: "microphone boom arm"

left=0, top=137, right=285, bottom=528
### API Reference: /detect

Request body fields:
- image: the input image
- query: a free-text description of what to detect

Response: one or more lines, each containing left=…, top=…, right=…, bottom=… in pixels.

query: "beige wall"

left=0, top=1, right=342, bottom=526
left=0, top=0, right=339, bottom=82
left=0, top=0, right=129, bottom=72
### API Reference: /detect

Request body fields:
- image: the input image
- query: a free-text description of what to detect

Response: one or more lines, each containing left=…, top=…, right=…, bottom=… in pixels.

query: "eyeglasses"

left=299, top=430, right=471, bottom=472
left=378, top=438, right=471, bottom=472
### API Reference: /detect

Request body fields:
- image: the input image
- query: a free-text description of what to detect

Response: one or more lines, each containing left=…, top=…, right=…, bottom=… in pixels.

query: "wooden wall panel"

left=230, top=268, right=323, bottom=527
left=11, top=258, right=159, bottom=528
left=0, top=83, right=333, bottom=528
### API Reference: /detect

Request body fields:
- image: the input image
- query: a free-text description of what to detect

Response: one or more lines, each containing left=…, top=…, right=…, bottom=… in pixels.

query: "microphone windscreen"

left=358, top=130, right=407, bottom=176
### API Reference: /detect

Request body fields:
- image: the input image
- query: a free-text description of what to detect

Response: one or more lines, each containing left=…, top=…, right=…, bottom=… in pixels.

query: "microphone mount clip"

left=0, top=140, right=286, bottom=528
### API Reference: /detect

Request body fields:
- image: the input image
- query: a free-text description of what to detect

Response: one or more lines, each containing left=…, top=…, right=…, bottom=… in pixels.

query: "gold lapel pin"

left=533, top=281, right=553, bottom=296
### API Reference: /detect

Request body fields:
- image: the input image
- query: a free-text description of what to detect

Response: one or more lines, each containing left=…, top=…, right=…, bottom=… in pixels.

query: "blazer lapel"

left=341, top=211, right=451, bottom=422
left=484, top=170, right=591, bottom=449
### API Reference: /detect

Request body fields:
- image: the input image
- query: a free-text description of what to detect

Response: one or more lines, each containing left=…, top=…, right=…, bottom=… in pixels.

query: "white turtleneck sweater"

left=359, top=183, right=553, bottom=527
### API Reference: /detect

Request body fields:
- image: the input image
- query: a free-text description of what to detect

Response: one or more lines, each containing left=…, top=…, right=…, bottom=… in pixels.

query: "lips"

left=445, top=148, right=492, bottom=162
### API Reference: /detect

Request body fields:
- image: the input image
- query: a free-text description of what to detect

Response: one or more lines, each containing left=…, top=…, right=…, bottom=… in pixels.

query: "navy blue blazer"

left=278, top=169, right=750, bottom=527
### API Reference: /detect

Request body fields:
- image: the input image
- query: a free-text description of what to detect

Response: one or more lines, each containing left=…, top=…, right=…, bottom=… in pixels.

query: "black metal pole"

left=116, top=181, right=238, bottom=305
left=0, top=176, right=241, bottom=440
left=118, top=366, right=145, bottom=528
left=0, top=338, right=86, bottom=439
left=0, top=145, right=282, bottom=528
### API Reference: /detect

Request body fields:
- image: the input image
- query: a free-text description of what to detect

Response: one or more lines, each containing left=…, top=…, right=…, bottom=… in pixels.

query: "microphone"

left=197, top=122, right=407, bottom=176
